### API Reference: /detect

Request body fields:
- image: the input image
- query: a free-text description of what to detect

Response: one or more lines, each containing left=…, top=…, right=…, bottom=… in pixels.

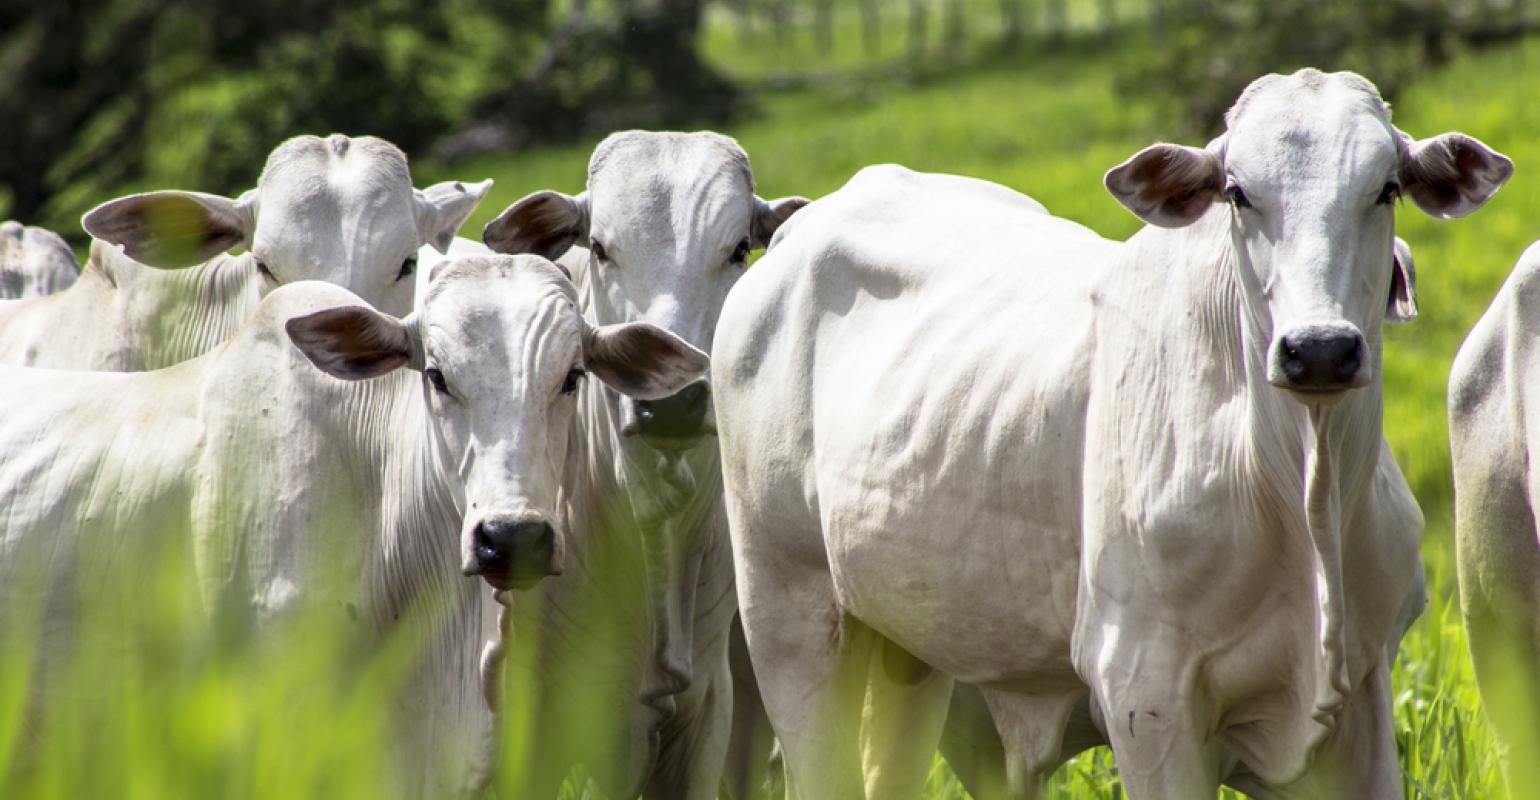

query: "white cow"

left=1449, top=241, right=1540, bottom=794
left=478, top=130, right=806, bottom=798
left=0, top=256, right=708, bottom=797
left=715, top=70, right=1507, bottom=798
left=0, top=134, right=488, bottom=370
left=0, top=221, right=78, bottom=298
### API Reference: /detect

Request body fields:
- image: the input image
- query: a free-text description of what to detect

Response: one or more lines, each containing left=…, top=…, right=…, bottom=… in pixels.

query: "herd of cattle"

left=0, top=67, right=1537, bottom=799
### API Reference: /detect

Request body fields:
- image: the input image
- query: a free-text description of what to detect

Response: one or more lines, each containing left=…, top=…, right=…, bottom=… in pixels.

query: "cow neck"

left=1219, top=203, right=1384, bottom=735
left=330, top=363, right=494, bottom=792
left=336, top=365, right=468, bottom=620
left=554, top=249, right=721, bottom=728
left=148, top=253, right=265, bottom=370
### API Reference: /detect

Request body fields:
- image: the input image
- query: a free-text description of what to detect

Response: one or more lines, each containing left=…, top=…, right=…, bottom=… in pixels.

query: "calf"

left=0, top=255, right=707, bottom=797
left=480, top=130, right=805, bottom=798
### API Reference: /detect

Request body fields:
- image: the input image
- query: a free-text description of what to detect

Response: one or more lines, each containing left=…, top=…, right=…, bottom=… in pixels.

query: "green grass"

left=8, top=16, right=1540, bottom=800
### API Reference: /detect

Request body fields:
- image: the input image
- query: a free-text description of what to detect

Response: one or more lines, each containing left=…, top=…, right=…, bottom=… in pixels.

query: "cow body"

left=0, top=222, right=77, bottom=298
left=718, top=70, right=1504, bottom=799
left=1450, top=240, right=1540, bottom=794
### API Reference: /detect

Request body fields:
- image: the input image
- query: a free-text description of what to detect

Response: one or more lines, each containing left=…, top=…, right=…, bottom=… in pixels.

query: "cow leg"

left=1249, top=657, right=1400, bottom=799
left=646, top=646, right=733, bottom=800
left=1458, top=463, right=1540, bottom=797
left=938, top=683, right=1009, bottom=799
left=722, top=615, right=778, bottom=800
left=1465, top=588, right=1540, bottom=795
left=1097, top=675, right=1220, bottom=799
left=738, top=567, right=873, bottom=800
left=858, top=637, right=953, bottom=798
left=972, top=687, right=1080, bottom=799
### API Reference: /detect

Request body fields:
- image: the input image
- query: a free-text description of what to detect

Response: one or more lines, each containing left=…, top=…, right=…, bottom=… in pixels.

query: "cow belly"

left=821, top=487, right=1080, bottom=684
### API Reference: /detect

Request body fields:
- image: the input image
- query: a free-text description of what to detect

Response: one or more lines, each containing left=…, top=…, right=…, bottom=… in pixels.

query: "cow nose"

left=1273, top=325, right=1367, bottom=392
left=632, top=381, right=710, bottom=445
left=472, top=518, right=557, bottom=588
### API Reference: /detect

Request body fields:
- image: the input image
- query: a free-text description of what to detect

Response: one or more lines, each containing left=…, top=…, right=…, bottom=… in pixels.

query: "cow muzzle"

left=624, top=380, right=713, bottom=450
left=1268, top=322, right=1369, bottom=399
left=464, top=515, right=561, bottom=591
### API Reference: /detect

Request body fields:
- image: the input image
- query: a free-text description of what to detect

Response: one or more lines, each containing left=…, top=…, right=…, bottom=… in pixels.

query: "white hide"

left=0, top=222, right=78, bottom=298
left=0, top=256, right=707, bottom=798
left=0, top=134, right=489, bottom=370
left=1450, top=239, right=1540, bottom=795
left=717, top=70, right=1505, bottom=799
left=479, top=130, right=806, bottom=799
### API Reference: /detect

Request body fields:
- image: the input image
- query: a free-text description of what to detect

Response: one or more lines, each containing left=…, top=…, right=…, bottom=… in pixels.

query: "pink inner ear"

left=1388, top=257, right=1417, bottom=321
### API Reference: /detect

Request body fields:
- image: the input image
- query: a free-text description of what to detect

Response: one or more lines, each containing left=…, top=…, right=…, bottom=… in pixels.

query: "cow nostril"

left=1337, top=352, right=1360, bottom=381
left=1276, top=329, right=1364, bottom=390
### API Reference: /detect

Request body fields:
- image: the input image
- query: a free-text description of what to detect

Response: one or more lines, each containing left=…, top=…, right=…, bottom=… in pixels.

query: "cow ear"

left=82, top=189, right=257, bottom=268
left=1105, top=143, right=1225, bottom=228
left=751, top=195, right=810, bottom=249
left=482, top=190, right=590, bottom=261
left=286, top=306, right=423, bottom=381
left=416, top=179, right=494, bottom=254
left=1400, top=132, right=1512, bottom=219
left=1386, top=237, right=1418, bottom=324
left=584, top=321, right=709, bottom=401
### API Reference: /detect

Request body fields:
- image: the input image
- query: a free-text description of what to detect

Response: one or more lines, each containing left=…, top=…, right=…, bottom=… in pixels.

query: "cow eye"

left=397, top=256, right=418, bottom=281
left=731, top=238, right=751, bottom=265
left=1376, top=181, right=1401, bottom=206
left=1226, top=183, right=1252, bottom=209
left=590, top=240, right=609, bottom=262
left=255, top=259, right=275, bottom=280
left=425, top=367, right=450, bottom=395
left=561, top=367, right=585, bottom=395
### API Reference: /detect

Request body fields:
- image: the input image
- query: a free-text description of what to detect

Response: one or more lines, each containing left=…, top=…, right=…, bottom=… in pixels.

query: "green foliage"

left=3, top=0, right=550, bottom=232
left=1124, top=0, right=1532, bottom=136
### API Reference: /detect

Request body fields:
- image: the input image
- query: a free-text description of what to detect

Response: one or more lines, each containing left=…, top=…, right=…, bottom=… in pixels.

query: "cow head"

left=0, top=222, right=78, bottom=298
left=285, top=254, right=708, bottom=591
left=483, top=130, right=806, bottom=451
left=82, top=134, right=491, bottom=318
left=1105, top=69, right=1509, bottom=402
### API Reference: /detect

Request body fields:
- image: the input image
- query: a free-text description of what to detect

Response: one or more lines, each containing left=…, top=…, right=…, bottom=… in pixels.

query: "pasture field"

left=4, top=19, right=1537, bottom=800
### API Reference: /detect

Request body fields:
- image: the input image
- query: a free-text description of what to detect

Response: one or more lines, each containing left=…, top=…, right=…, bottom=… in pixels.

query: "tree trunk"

left=1001, top=0, right=1025, bottom=49
left=944, top=0, right=965, bottom=58
left=660, top=0, right=703, bottom=38
left=1046, top=0, right=1067, bottom=40
left=909, top=0, right=928, bottom=59
left=816, top=0, right=834, bottom=54
left=862, top=0, right=881, bottom=55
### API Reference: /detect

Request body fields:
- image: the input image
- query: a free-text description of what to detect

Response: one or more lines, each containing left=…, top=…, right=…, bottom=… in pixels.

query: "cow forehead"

left=587, top=132, right=755, bottom=238
left=253, top=136, right=418, bottom=249
left=1224, top=70, right=1399, bottom=183
left=424, top=256, right=580, bottom=352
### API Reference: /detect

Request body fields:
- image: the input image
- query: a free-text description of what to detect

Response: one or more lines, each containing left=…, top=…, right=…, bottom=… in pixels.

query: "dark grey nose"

left=633, top=381, right=710, bottom=443
left=1274, top=326, right=1366, bottom=391
left=473, top=518, right=556, bottom=587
